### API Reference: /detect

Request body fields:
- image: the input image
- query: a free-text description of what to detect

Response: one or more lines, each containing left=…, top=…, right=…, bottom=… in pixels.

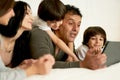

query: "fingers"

left=95, top=47, right=101, bottom=54
left=90, top=64, right=106, bottom=70
left=95, top=54, right=107, bottom=69
left=33, top=54, right=55, bottom=75
left=38, top=54, right=55, bottom=65
left=43, top=54, right=55, bottom=65
left=84, top=48, right=107, bottom=70
left=88, top=47, right=102, bottom=54
left=100, top=53, right=107, bottom=65
left=20, top=59, right=33, bottom=65
left=19, top=54, right=55, bottom=75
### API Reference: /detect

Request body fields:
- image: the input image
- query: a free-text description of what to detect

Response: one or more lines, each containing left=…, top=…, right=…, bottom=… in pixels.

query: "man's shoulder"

left=31, top=26, right=48, bottom=36
left=31, top=26, right=44, bottom=32
left=30, top=26, right=53, bottom=43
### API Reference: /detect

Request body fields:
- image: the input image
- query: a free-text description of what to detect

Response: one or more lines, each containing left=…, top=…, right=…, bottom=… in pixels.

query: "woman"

left=0, top=0, right=15, bottom=25
left=0, top=1, right=54, bottom=80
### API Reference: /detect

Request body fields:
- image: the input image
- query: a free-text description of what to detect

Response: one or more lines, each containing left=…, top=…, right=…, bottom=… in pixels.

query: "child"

left=0, top=0, right=15, bottom=25
left=33, top=0, right=78, bottom=61
left=76, top=26, right=107, bottom=61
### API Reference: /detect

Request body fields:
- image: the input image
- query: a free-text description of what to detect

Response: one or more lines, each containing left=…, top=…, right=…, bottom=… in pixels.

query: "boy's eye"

left=91, top=37, right=96, bottom=40
left=51, top=21, right=56, bottom=24
left=100, top=38, right=104, bottom=41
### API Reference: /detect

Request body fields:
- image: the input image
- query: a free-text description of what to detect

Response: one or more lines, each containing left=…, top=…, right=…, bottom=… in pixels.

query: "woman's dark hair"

left=10, top=1, right=31, bottom=67
left=38, top=0, right=66, bottom=21
left=82, top=26, right=107, bottom=46
left=11, top=31, right=31, bottom=67
left=0, top=0, right=14, bottom=17
left=0, top=1, right=30, bottom=37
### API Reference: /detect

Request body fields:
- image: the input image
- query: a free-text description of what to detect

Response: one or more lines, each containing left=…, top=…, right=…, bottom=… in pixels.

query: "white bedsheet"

left=24, top=62, right=120, bottom=80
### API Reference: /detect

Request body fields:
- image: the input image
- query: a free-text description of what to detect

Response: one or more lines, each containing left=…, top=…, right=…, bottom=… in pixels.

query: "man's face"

left=58, top=13, right=82, bottom=43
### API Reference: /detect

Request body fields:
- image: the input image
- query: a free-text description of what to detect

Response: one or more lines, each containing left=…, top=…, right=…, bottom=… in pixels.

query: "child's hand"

left=93, top=47, right=102, bottom=54
left=66, top=56, right=79, bottom=62
left=66, top=56, right=74, bottom=62
left=74, top=56, right=79, bottom=61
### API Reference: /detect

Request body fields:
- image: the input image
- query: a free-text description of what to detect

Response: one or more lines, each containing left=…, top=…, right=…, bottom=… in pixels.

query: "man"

left=30, top=5, right=106, bottom=69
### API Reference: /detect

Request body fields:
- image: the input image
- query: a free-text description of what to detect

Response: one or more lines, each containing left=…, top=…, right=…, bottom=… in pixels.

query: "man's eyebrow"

left=66, top=18, right=74, bottom=21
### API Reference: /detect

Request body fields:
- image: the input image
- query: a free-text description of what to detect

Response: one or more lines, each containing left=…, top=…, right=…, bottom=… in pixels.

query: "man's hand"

left=80, top=48, right=107, bottom=70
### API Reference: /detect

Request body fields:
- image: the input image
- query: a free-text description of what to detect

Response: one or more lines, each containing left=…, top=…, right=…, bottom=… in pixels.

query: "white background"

left=16, top=0, right=120, bottom=48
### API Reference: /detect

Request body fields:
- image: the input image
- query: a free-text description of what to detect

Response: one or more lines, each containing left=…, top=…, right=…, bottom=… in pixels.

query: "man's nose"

left=73, top=24, right=78, bottom=31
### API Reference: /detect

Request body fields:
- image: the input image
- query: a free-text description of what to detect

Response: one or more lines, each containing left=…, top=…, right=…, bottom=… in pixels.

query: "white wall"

left=16, top=0, right=120, bottom=48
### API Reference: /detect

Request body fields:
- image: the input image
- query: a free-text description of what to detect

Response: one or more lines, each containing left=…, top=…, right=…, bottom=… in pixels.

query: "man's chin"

left=69, top=39, right=75, bottom=42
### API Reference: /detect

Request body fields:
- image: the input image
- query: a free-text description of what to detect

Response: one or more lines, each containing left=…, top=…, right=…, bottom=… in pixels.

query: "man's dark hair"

left=65, top=5, right=82, bottom=17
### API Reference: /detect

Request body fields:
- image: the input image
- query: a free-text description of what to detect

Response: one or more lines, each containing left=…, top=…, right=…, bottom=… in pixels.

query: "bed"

left=25, top=41, right=120, bottom=80
left=24, top=62, right=120, bottom=80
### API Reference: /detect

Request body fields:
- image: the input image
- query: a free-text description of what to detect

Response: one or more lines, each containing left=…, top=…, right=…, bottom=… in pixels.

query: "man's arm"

left=53, top=61, right=80, bottom=68
left=29, top=27, right=55, bottom=58
left=80, top=48, right=107, bottom=69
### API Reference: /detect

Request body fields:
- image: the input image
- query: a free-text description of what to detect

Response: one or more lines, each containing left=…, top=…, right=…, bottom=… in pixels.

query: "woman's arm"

left=19, top=54, right=55, bottom=76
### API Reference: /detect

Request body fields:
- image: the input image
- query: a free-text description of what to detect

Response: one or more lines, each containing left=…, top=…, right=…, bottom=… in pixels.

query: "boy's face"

left=47, top=20, right=63, bottom=30
left=0, top=8, right=15, bottom=25
left=87, top=34, right=104, bottom=49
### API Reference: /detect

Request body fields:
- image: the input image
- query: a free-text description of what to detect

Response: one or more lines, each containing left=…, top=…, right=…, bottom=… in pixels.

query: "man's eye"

left=77, top=24, right=80, bottom=27
left=68, top=22, right=73, bottom=25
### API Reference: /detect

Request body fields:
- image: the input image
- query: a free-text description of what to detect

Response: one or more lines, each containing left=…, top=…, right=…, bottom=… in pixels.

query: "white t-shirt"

left=33, top=16, right=51, bottom=31
left=76, top=45, right=88, bottom=61
left=0, top=56, right=26, bottom=80
left=76, top=45, right=104, bottom=61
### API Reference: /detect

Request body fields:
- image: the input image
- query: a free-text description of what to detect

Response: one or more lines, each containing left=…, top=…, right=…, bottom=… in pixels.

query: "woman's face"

left=0, top=8, right=15, bottom=25
left=21, top=6, right=33, bottom=30
left=47, top=20, right=63, bottom=30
